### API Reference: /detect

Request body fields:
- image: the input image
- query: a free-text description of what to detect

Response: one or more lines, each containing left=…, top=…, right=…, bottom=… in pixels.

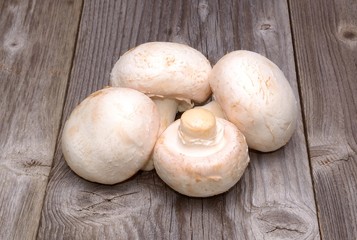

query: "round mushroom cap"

left=153, top=115, right=249, bottom=197
left=110, top=42, right=212, bottom=110
left=62, top=87, right=160, bottom=184
left=209, top=50, right=298, bottom=152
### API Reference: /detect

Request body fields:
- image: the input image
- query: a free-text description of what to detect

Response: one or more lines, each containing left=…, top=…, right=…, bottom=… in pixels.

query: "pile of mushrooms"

left=62, top=42, right=298, bottom=197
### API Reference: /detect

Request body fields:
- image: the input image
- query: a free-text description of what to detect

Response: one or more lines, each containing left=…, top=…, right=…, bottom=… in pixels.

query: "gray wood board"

left=289, top=0, right=357, bottom=239
left=38, top=0, right=319, bottom=239
left=0, top=0, right=83, bottom=239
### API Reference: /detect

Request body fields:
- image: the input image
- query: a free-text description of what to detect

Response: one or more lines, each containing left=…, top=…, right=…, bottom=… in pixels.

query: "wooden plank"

left=38, top=0, right=319, bottom=239
left=0, top=0, right=82, bottom=239
left=289, top=0, right=357, bottom=239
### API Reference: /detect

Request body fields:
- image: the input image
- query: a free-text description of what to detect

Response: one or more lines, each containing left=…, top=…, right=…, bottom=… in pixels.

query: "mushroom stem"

left=141, top=97, right=178, bottom=171
left=195, top=99, right=227, bottom=119
left=152, top=98, right=179, bottom=134
left=178, top=108, right=223, bottom=146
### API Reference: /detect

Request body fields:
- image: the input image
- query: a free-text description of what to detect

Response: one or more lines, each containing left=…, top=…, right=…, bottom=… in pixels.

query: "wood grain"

left=289, top=0, right=357, bottom=239
left=0, top=0, right=82, bottom=239
left=38, top=0, right=319, bottom=239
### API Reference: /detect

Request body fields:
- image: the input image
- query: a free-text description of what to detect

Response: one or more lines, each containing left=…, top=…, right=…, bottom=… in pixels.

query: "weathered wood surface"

left=0, top=0, right=82, bottom=239
left=1, top=0, right=355, bottom=239
left=289, top=0, right=357, bottom=239
left=38, top=0, right=319, bottom=239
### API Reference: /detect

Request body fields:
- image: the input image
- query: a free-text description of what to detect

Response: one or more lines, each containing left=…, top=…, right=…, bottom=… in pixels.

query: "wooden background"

left=0, top=0, right=356, bottom=239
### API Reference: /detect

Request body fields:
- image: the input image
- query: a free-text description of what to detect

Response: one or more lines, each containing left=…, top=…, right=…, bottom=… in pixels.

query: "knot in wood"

left=338, top=24, right=357, bottom=47
left=251, top=203, right=318, bottom=239
left=342, top=30, right=357, bottom=40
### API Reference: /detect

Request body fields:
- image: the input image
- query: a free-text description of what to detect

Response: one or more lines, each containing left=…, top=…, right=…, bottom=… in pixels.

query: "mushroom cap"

left=153, top=115, right=249, bottom=197
left=209, top=50, right=298, bottom=152
left=110, top=42, right=212, bottom=110
left=62, top=87, right=160, bottom=184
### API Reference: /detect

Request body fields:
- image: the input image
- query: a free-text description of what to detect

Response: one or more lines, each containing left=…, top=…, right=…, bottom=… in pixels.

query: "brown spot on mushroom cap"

left=67, top=125, right=79, bottom=137
left=165, top=55, right=176, bottom=66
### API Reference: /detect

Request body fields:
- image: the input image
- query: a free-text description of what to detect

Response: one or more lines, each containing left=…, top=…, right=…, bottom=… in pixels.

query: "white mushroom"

left=153, top=108, right=249, bottom=197
left=194, top=96, right=227, bottom=119
left=111, top=42, right=212, bottom=170
left=209, top=50, right=298, bottom=152
left=61, top=87, right=160, bottom=184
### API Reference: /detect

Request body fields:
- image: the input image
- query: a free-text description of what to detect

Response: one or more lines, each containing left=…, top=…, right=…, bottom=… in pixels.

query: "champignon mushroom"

left=61, top=87, right=160, bottom=184
left=209, top=50, right=298, bottom=152
left=111, top=42, right=212, bottom=170
left=153, top=108, right=249, bottom=197
left=194, top=96, right=227, bottom=119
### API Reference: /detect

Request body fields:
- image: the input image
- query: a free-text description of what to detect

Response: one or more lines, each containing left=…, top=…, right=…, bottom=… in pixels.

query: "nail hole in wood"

left=260, top=24, right=271, bottom=30
left=343, top=31, right=356, bottom=40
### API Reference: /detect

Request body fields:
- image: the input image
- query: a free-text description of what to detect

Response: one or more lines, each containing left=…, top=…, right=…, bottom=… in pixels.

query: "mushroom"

left=61, top=87, right=160, bottom=184
left=209, top=50, right=298, bottom=152
left=194, top=96, right=227, bottom=119
left=153, top=108, right=250, bottom=197
left=111, top=42, right=212, bottom=170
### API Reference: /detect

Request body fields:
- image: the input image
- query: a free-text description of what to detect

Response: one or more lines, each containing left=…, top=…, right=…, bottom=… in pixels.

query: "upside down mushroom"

left=62, top=87, right=160, bottom=185
left=153, top=108, right=250, bottom=197
left=209, top=50, right=298, bottom=152
left=194, top=95, right=227, bottom=119
left=110, top=42, right=212, bottom=170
